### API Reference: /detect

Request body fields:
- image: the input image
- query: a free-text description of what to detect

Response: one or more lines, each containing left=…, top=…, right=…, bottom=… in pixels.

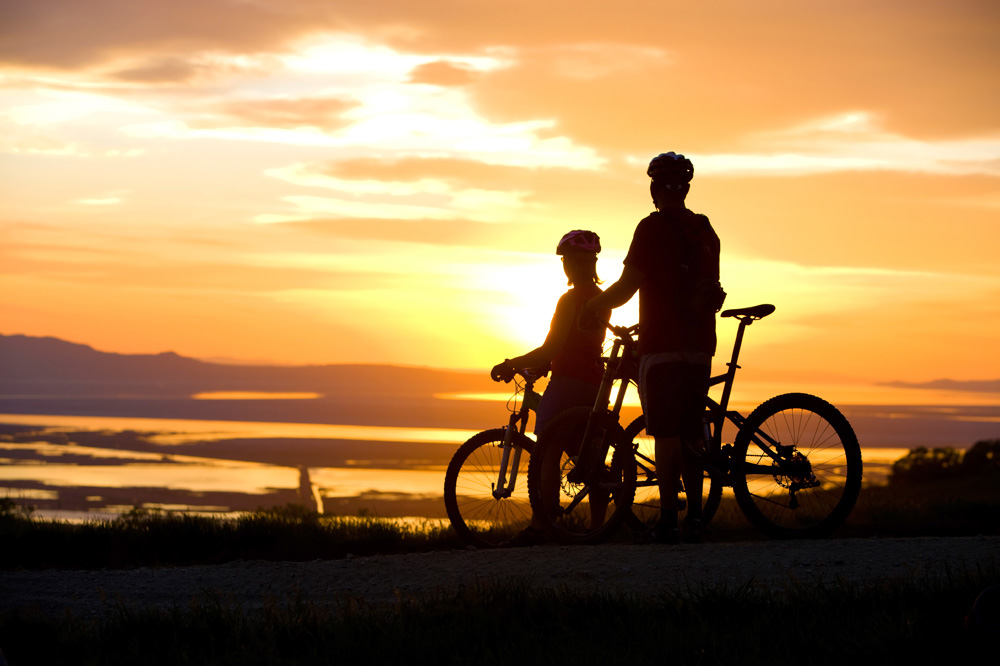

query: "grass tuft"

left=2, top=566, right=997, bottom=665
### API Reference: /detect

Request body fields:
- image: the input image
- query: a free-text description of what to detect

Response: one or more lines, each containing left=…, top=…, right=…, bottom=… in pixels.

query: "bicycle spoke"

left=733, top=394, right=862, bottom=538
left=444, top=429, right=533, bottom=548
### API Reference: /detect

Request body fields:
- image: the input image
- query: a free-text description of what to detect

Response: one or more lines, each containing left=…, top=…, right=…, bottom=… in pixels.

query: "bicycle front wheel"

left=528, top=407, right=636, bottom=545
left=443, top=428, right=534, bottom=549
left=623, top=414, right=723, bottom=532
left=732, top=393, right=862, bottom=539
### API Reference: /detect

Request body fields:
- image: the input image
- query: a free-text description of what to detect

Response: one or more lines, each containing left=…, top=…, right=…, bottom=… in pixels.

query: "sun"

left=471, top=252, right=639, bottom=356
left=475, top=256, right=569, bottom=351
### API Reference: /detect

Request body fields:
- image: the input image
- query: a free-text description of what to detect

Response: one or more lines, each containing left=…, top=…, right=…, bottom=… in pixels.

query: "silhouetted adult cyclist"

left=581, top=152, right=724, bottom=544
left=490, top=229, right=611, bottom=546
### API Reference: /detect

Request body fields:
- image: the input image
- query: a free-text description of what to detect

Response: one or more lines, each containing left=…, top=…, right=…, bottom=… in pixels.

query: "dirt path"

left=3, top=536, right=998, bottom=618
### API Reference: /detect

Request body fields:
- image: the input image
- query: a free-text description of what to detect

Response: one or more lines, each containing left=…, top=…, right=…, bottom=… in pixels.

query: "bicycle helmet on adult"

left=647, top=151, right=694, bottom=187
left=556, top=229, right=601, bottom=255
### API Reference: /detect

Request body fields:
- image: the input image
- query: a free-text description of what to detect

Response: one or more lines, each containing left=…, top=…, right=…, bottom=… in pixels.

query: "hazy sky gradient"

left=2, top=0, right=998, bottom=390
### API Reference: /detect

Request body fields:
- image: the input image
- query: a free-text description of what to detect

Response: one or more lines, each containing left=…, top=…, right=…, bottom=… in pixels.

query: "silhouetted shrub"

left=960, top=439, right=1000, bottom=475
left=890, top=440, right=1000, bottom=486
left=890, top=447, right=963, bottom=485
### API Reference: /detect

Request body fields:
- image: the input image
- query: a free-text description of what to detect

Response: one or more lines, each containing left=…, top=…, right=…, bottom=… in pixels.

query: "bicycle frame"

left=702, top=306, right=769, bottom=480
left=492, top=372, right=542, bottom=499
left=568, top=324, right=638, bottom=481
left=594, top=304, right=782, bottom=489
left=706, top=305, right=821, bottom=483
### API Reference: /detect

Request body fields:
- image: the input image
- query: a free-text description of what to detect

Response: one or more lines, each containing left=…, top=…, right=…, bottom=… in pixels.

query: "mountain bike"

left=529, top=304, right=863, bottom=543
left=443, top=368, right=544, bottom=548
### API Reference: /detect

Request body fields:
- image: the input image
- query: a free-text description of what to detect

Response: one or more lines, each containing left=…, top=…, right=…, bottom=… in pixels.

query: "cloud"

left=407, top=60, right=479, bottom=86
left=278, top=217, right=538, bottom=250
left=0, top=87, right=151, bottom=157
left=649, top=113, right=1000, bottom=178
left=4, top=88, right=154, bottom=126
left=0, top=132, right=144, bottom=157
left=546, top=43, right=672, bottom=80
left=111, top=57, right=206, bottom=83
left=76, top=197, right=122, bottom=206
left=201, top=96, right=359, bottom=131
left=0, top=238, right=401, bottom=292
left=52, top=34, right=595, bottom=170
left=879, top=379, right=1000, bottom=393
left=0, top=0, right=339, bottom=69
left=309, top=156, right=550, bottom=187
left=259, top=161, right=544, bottom=223
left=120, top=106, right=603, bottom=170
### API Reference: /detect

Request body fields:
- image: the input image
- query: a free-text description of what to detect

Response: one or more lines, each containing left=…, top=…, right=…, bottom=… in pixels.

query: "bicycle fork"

left=492, top=411, right=529, bottom=499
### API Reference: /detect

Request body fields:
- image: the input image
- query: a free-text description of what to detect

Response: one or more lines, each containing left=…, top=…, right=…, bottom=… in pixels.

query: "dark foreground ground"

left=3, top=535, right=998, bottom=618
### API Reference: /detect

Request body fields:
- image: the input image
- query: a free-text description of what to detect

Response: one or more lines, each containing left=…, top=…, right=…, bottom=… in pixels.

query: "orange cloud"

left=203, top=97, right=360, bottom=131
left=408, top=60, right=479, bottom=86
left=111, top=57, right=206, bottom=83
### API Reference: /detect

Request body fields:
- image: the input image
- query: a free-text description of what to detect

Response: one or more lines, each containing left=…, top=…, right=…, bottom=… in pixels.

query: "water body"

left=1, top=386, right=996, bottom=521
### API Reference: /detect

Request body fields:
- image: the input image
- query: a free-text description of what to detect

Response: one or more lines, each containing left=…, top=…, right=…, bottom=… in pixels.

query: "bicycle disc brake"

left=557, top=460, right=590, bottom=514
left=772, top=450, right=819, bottom=491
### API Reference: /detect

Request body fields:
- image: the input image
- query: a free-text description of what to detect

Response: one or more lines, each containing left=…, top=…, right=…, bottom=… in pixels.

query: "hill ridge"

left=0, top=334, right=489, bottom=397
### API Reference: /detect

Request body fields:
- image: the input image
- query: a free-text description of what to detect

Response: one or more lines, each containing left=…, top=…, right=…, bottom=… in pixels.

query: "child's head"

left=556, top=230, right=602, bottom=286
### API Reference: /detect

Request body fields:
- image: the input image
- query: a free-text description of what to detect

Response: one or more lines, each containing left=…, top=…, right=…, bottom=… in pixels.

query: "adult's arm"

left=584, top=264, right=644, bottom=312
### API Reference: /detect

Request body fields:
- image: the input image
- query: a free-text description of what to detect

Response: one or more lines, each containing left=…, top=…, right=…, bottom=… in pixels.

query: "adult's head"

left=647, top=151, right=693, bottom=209
left=556, top=229, right=602, bottom=286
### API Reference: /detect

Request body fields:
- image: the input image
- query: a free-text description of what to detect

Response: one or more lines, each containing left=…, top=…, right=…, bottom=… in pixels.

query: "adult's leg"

left=680, top=446, right=703, bottom=521
left=654, top=434, right=682, bottom=531
left=643, top=361, right=684, bottom=534
left=680, top=362, right=710, bottom=523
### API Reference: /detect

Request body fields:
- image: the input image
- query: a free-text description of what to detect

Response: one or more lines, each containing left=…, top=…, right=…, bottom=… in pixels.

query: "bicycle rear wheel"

left=443, top=428, right=534, bottom=549
left=527, top=407, right=636, bottom=544
left=622, top=414, right=722, bottom=532
left=732, top=393, right=862, bottom=539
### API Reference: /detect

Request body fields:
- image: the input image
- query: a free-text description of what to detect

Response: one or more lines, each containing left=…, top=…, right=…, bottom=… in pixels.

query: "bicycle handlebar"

left=518, top=366, right=549, bottom=382
left=607, top=322, right=639, bottom=340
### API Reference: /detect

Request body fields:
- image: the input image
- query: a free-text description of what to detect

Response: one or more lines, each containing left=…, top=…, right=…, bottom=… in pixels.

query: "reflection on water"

left=0, top=414, right=460, bottom=521
left=298, top=466, right=323, bottom=513
left=0, top=409, right=934, bottom=524
left=0, top=413, right=478, bottom=445
left=441, top=380, right=1000, bottom=410
left=193, top=392, right=323, bottom=400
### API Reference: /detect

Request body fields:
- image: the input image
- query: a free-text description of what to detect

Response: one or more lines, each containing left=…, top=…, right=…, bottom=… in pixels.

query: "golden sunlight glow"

left=1, top=1, right=998, bottom=391
left=471, top=254, right=576, bottom=349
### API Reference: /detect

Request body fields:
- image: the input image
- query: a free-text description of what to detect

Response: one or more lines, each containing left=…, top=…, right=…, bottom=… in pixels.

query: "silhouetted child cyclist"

left=490, top=230, right=611, bottom=546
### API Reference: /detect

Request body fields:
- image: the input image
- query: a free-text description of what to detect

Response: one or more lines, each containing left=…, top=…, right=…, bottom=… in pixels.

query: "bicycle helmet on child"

left=647, top=152, right=694, bottom=189
left=556, top=229, right=601, bottom=255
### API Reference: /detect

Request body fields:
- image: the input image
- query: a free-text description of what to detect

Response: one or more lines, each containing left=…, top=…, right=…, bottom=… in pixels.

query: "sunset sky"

left=2, top=0, right=998, bottom=395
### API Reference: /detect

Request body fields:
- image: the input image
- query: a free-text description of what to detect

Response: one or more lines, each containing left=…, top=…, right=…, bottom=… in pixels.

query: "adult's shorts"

left=638, top=354, right=711, bottom=440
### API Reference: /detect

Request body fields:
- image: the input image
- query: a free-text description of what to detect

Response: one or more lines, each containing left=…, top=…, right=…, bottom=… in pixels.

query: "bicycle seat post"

left=719, top=316, right=751, bottom=412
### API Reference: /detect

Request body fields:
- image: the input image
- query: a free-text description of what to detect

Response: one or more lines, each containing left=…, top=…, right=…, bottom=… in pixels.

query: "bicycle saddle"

left=721, top=304, right=776, bottom=320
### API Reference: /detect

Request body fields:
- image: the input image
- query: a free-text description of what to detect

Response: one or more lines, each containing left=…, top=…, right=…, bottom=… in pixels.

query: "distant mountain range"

left=878, top=378, right=1000, bottom=393
left=0, top=334, right=493, bottom=397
